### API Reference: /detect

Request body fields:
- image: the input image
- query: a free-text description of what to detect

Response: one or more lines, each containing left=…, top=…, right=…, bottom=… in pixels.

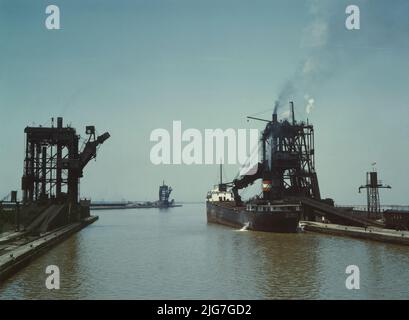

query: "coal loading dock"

left=206, top=101, right=409, bottom=242
left=0, top=118, right=110, bottom=281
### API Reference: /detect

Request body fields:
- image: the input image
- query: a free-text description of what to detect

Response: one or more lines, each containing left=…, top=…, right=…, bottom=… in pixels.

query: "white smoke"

left=305, top=95, right=315, bottom=114
left=276, top=0, right=331, bottom=113
left=280, top=110, right=291, bottom=119
left=302, top=19, right=329, bottom=48
left=276, top=0, right=408, bottom=116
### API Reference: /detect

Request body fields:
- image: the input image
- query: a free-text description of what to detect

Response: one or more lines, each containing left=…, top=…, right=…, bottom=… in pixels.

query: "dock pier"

left=301, top=221, right=409, bottom=246
left=0, top=216, right=98, bottom=282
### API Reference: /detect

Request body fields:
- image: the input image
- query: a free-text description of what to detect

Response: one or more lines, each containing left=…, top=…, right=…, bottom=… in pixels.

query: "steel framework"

left=359, top=170, right=391, bottom=214
left=262, top=102, right=320, bottom=200
left=232, top=101, right=320, bottom=204
left=22, top=117, right=110, bottom=206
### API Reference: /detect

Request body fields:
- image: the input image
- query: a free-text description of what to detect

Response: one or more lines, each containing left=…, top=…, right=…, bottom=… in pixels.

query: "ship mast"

left=220, top=163, right=222, bottom=185
left=218, top=163, right=228, bottom=192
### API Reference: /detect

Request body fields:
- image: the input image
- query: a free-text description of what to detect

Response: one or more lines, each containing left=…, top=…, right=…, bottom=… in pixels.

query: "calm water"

left=1, top=203, right=409, bottom=299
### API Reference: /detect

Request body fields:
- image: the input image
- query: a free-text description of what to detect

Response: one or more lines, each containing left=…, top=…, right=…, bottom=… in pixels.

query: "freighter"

left=206, top=101, right=321, bottom=233
left=90, top=181, right=181, bottom=210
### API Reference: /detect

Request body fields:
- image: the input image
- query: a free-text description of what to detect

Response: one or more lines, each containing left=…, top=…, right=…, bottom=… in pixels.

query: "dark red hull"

left=206, top=202, right=299, bottom=233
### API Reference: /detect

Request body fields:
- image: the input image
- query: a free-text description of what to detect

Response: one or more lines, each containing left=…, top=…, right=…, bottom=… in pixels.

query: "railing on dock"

left=336, top=205, right=409, bottom=212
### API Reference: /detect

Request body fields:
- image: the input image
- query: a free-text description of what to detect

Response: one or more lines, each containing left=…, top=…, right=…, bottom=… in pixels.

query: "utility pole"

left=11, top=191, right=19, bottom=231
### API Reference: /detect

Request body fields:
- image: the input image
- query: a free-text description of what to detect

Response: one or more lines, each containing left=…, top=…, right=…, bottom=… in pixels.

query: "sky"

left=0, top=0, right=408, bottom=205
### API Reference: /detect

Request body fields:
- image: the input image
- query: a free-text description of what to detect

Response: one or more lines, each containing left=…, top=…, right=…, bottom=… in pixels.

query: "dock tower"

left=359, top=167, right=391, bottom=215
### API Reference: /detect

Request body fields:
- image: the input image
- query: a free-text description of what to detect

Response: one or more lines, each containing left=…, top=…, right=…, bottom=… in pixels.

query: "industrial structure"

left=22, top=118, right=110, bottom=205
left=359, top=168, right=391, bottom=215
left=19, top=117, right=110, bottom=233
left=0, top=118, right=110, bottom=280
left=158, top=181, right=175, bottom=208
left=207, top=101, right=387, bottom=232
left=232, top=101, right=320, bottom=205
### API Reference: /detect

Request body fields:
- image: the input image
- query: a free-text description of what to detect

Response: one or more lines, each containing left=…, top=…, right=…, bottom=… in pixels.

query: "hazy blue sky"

left=1, top=0, right=408, bottom=205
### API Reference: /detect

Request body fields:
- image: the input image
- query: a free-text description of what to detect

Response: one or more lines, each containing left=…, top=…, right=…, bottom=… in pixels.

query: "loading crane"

left=22, top=117, right=110, bottom=206
left=226, top=101, right=383, bottom=227
left=230, top=101, right=320, bottom=206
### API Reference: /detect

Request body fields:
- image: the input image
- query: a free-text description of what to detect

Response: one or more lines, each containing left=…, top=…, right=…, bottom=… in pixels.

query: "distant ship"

left=90, top=181, right=181, bottom=210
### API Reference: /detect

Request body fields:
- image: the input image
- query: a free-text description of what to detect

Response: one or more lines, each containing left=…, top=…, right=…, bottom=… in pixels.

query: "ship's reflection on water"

left=1, top=204, right=409, bottom=299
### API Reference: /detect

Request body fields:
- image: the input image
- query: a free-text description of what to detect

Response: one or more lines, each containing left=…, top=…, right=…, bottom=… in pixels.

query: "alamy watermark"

left=45, top=5, right=60, bottom=30
left=43, top=4, right=360, bottom=31
left=150, top=121, right=260, bottom=175
left=345, top=5, right=360, bottom=30
left=345, top=265, right=360, bottom=290
left=45, top=265, right=60, bottom=290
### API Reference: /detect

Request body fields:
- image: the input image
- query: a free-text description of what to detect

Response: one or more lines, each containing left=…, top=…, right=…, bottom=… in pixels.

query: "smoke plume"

left=275, top=0, right=409, bottom=116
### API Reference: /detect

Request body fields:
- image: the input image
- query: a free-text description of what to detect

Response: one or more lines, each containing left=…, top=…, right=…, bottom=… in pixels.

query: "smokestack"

left=57, top=117, right=63, bottom=129
left=290, top=101, right=295, bottom=125
left=273, top=101, right=278, bottom=123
